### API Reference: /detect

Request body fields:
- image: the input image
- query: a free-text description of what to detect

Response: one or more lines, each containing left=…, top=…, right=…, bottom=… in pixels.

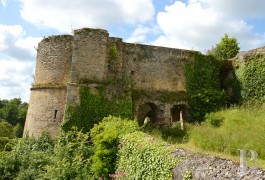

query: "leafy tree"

left=0, top=120, right=15, bottom=151
left=0, top=129, right=94, bottom=179
left=209, top=34, right=240, bottom=60
left=0, top=98, right=28, bottom=126
left=0, top=119, right=14, bottom=138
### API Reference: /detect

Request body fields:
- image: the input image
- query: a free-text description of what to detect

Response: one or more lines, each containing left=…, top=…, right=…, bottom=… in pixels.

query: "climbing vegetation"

left=235, top=55, right=265, bottom=104
left=62, top=86, right=132, bottom=132
left=185, top=53, right=228, bottom=122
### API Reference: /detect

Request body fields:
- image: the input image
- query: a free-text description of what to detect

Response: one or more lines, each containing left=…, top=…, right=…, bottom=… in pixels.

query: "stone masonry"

left=24, top=28, right=197, bottom=137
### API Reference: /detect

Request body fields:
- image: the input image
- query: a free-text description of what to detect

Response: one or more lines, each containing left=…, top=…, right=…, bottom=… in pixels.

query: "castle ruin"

left=24, top=28, right=197, bottom=137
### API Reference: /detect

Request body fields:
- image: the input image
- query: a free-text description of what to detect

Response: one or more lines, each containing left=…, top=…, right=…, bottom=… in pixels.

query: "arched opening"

left=170, top=104, right=188, bottom=122
left=137, top=102, right=158, bottom=126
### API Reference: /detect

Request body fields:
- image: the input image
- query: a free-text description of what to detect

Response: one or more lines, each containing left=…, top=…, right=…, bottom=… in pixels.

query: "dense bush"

left=204, top=113, right=224, bottom=127
left=0, top=129, right=94, bottom=179
left=90, top=116, right=139, bottom=179
left=0, top=132, right=53, bottom=180
left=185, top=53, right=228, bottom=122
left=236, top=56, right=265, bottom=104
left=117, top=131, right=179, bottom=180
left=41, top=127, right=94, bottom=179
left=0, top=120, right=15, bottom=151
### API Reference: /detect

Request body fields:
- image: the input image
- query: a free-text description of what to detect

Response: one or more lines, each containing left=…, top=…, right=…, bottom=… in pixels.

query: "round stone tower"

left=24, top=35, right=73, bottom=137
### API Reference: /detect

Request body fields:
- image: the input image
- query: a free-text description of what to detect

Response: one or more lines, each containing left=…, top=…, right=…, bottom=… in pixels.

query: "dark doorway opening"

left=170, top=104, right=188, bottom=122
left=137, top=102, right=158, bottom=126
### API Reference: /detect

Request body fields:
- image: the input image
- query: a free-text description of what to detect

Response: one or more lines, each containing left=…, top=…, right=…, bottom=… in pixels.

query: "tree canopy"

left=209, top=33, right=240, bottom=60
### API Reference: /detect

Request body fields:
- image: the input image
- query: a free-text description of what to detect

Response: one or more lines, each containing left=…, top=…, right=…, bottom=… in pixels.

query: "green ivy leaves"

left=236, top=56, right=265, bottom=104
left=117, top=132, right=179, bottom=180
left=185, top=54, right=228, bottom=122
left=62, top=87, right=133, bottom=132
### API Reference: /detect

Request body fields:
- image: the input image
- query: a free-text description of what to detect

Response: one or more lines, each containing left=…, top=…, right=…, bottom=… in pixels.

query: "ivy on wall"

left=61, top=87, right=133, bottom=132
left=236, top=56, right=265, bottom=104
left=117, top=131, right=179, bottom=180
left=185, top=53, right=228, bottom=122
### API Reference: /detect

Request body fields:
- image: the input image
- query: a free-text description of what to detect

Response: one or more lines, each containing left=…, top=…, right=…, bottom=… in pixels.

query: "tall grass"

left=189, top=104, right=265, bottom=159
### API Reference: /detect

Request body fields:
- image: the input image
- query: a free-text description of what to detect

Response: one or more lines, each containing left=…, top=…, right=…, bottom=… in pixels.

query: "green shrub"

left=0, top=129, right=94, bottom=179
left=90, top=116, right=139, bottom=179
left=117, top=131, right=180, bottom=180
left=0, top=120, right=15, bottom=151
left=13, top=123, right=24, bottom=138
left=0, top=132, right=53, bottom=180
left=204, top=113, right=224, bottom=127
left=0, top=119, right=14, bottom=138
left=41, top=127, right=94, bottom=179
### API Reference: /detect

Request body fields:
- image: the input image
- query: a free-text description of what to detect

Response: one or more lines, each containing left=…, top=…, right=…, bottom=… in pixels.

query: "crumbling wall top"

left=74, top=28, right=109, bottom=36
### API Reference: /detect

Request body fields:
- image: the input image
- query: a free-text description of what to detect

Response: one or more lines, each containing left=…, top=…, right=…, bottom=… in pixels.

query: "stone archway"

left=170, top=104, right=188, bottom=122
left=137, top=102, right=158, bottom=126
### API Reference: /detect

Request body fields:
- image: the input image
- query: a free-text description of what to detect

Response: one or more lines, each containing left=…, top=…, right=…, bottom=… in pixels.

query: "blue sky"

left=0, top=0, right=265, bottom=102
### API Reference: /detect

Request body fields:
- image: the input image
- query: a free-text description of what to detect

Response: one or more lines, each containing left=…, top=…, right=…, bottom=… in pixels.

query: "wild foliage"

left=117, top=131, right=179, bottom=180
left=40, top=127, right=94, bottom=179
left=185, top=53, right=228, bottom=122
left=0, top=98, right=28, bottom=127
left=209, top=33, right=240, bottom=60
left=62, top=87, right=133, bottom=132
left=0, top=129, right=94, bottom=180
left=0, top=132, right=53, bottom=180
left=235, top=55, right=265, bottom=104
left=90, top=116, right=139, bottom=179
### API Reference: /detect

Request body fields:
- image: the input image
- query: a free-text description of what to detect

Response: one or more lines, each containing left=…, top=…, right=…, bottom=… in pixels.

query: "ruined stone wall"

left=25, top=35, right=73, bottom=137
left=26, top=27, right=197, bottom=137
left=123, top=43, right=194, bottom=92
left=122, top=43, right=195, bottom=124
left=71, top=28, right=109, bottom=83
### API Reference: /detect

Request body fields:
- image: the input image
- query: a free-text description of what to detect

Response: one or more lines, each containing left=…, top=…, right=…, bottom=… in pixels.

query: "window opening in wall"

left=54, top=110, right=58, bottom=119
left=131, top=70, right=135, bottom=75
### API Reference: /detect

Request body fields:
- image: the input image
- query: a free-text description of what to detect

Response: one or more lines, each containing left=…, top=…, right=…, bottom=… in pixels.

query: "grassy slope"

left=188, top=104, right=265, bottom=168
left=144, top=104, right=265, bottom=169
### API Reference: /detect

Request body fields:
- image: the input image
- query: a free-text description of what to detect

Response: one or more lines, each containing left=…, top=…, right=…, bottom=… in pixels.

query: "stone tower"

left=24, top=35, right=73, bottom=137
left=25, top=27, right=197, bottom=138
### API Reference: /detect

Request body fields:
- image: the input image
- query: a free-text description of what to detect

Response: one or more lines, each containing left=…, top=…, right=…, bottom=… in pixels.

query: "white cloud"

left=126, top=25, right=150, bottom=43
left=0, top=25, right=41, bottom=101
left=0, top=0, right=7, bottom=7
left=18, top=0, right=155, bottom=32
left=0, top=25, right=41, bottom=60
left=153, top=0, right=265, bottom=52
left=0, top=59, right=35, bottom=102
